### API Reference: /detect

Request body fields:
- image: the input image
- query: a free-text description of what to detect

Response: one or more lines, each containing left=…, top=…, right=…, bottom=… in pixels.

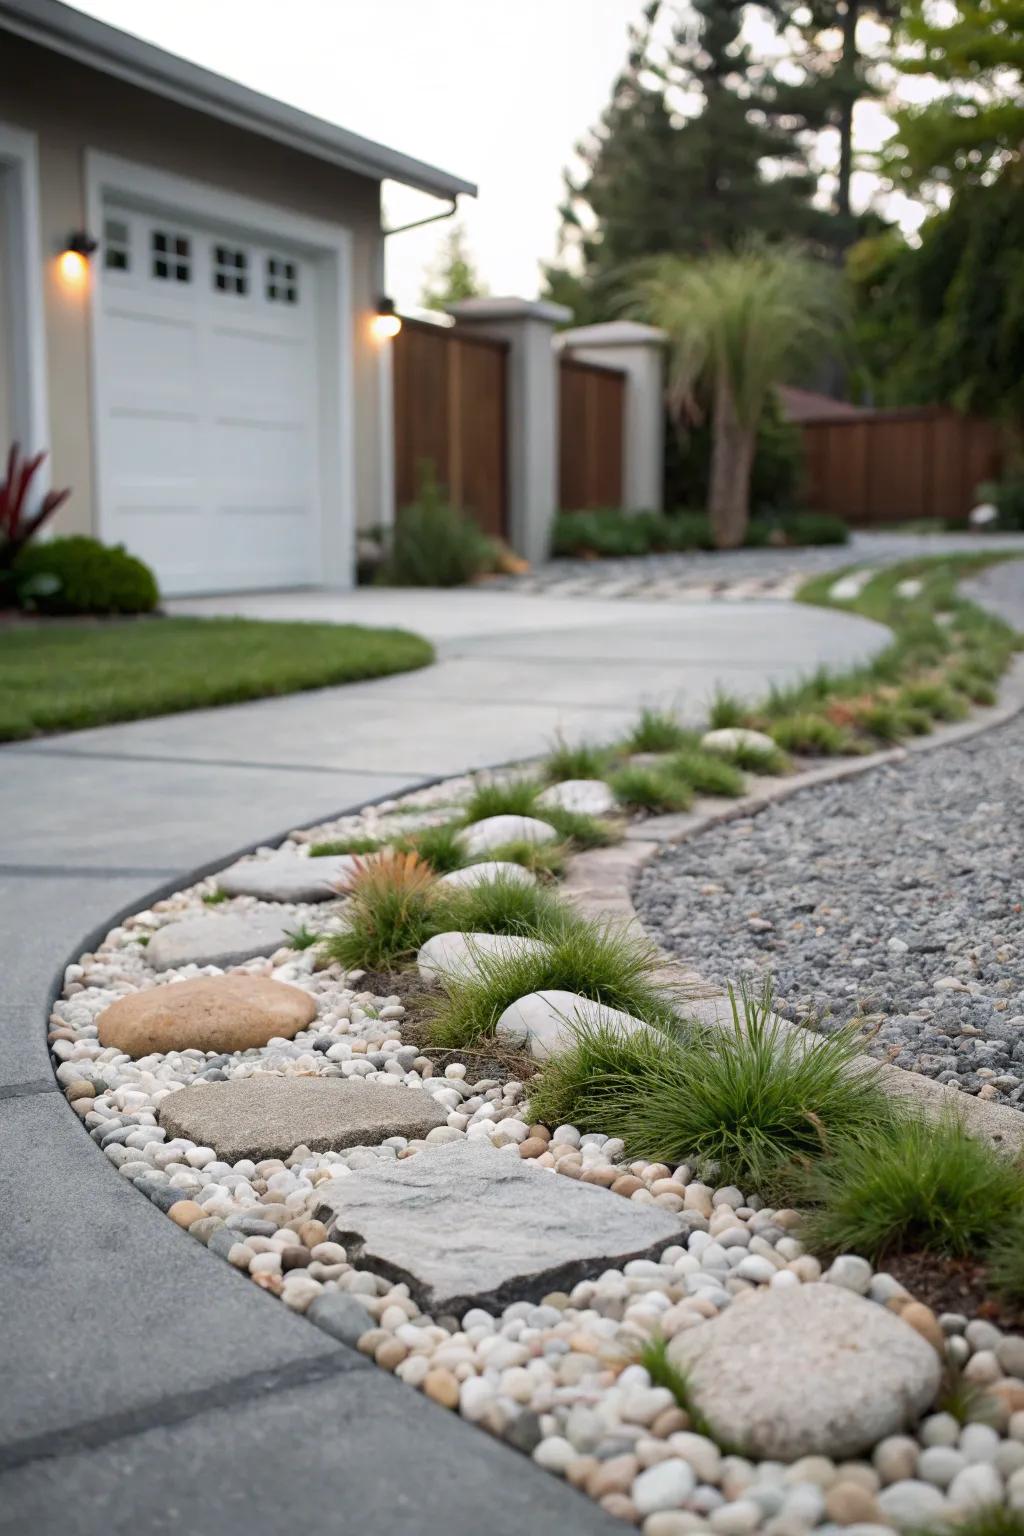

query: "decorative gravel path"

left=636, top=712, right=1024, bottom=1108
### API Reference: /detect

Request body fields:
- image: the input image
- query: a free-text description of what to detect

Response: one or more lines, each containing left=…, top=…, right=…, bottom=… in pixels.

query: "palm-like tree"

left=635, top=246, right=841, bottom=548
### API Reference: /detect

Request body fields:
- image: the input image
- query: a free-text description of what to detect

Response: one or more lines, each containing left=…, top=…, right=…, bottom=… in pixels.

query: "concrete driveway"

left=1, top=584, right=888, bottom=1533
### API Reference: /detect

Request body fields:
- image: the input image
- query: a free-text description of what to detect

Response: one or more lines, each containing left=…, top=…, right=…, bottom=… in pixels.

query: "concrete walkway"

left=1, top=587, right=889, bottom=1533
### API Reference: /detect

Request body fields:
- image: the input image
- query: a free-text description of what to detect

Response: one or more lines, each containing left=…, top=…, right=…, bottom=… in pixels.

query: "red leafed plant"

left=0, top=444, right=71, bottom=571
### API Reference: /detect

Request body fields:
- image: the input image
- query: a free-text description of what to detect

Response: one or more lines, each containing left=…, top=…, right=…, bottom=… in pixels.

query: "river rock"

left=700, top=728, right=777, bottom=758
left=536, top=779, right=615, bottom=816
left=458, top=815, right=559, bottom=857
left=667, top=1283, right=941, bottom=1461
left=216, top=853, right=356, bottom=902
left=497, top=989, right=656, bottom=1061
left=157, top=1074, right=447, bottom=1160
left=146, top=912, right=296, bottom=972
left=97, top=974, right=317, bottom=1056
left=437, top=862, right=536, bottom=891
left=313, top=1139, right=679, bottom=1312
left=417, top=931, right=548, bottom=984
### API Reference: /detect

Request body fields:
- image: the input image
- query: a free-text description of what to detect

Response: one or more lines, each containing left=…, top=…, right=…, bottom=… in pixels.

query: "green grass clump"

left=725, top=737, right=789, bottom=774
left=627, top=708, right=691, bottom=753
left=427, top=916, right=680, bottom=1049
left=460, top=776, right=540, bottom=822
left=485, top=840, right=568, bottom=880
left=667, top=747, right=745, bottom=798
left=284, top=925, right=319, bottom=951
left=202, top=890, right=228, bottom=905
left=528, top=1021, right=678, bottom=1130
left=538, top=805, right=618, bottom=848
left=439, top=875, right=567, bottom=940
left=795, top=1112, right=1024, bottom=1262
left=395, top=820, right=468, bottom=874
left=320, top=852, right=439, bottom=972
left=0, top=617, right=434, bottom=742
left=853, top=699, right=914, bottom=742
left=980, top=1210, right=1024, bottom=1305
left=908, top=1508, right=1024, bottom=1536
left=544, top=735, right=609, bottom=781
left=708, top=689, right=746, bottom=729
left=609, top=765, right=693, bottom=814
left=309, top=835, right=384, bottom=857
left=768, top=714, right=850, bottom=756
left=900, top=679, right=970, bottom=721
left=947, top=667, right=998, bottom=706
left=638, top=1337, right=718, bottom=1442
left=527, top=980, right=894, bottom=1190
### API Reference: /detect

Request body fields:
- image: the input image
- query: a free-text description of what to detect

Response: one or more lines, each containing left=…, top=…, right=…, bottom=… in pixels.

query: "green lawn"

left=0, top=616, right=434, bottom=741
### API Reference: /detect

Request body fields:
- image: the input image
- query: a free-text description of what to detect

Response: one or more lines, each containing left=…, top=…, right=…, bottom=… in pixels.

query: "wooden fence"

left=392, top=318, right=508, bottom=538
left=559, top=356, right=625, bottom=511
left=800, top=407, right=1003, bottom=525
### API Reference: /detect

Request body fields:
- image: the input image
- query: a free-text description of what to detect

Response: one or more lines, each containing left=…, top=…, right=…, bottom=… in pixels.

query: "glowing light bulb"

left=371, top=311, right=402, bottom=341
left=58, top=249, right=89, bottom=286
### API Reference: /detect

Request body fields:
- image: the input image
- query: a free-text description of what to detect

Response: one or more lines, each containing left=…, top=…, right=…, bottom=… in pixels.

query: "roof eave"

left=0, top=0, right=477, bottom=200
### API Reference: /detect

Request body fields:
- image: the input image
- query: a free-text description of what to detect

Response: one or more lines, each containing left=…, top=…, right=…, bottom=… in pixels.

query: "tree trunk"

left=835, top=0, right=859, bottom=227
left=708, top=379, right=755, bottom=549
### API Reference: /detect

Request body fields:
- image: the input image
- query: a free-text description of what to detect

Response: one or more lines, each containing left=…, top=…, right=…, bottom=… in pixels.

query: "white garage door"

left=94, top=199, right=322, bottom=596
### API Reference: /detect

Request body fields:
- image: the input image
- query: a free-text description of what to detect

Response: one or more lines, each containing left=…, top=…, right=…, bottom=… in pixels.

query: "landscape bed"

left=42, top=556, right=1024, bottom=1533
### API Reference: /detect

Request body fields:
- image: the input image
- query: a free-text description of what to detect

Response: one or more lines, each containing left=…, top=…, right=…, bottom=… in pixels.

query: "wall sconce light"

left=58, top=231, right=98, bottom=285
left=371, top=296, right=402, bottom=342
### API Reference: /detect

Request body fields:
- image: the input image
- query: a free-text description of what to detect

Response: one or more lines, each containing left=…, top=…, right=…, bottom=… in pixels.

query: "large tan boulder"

left=97, top=975, right=317, bottom=1057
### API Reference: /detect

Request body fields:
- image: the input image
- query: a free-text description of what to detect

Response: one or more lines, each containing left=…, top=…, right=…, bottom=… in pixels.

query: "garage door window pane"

left=152, top=229, right=191, bottom=283
left=104, top=218, right=131, bottom=272
left=213, top=244, right=249, bottom=295
left=266, top=256, right=298, bottom=304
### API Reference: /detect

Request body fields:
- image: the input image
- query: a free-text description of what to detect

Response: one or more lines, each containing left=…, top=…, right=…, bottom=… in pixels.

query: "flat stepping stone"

left=216, top=853, right=355, bottom=902
left=417, top=931, right=548, bottom=984
left=97, top=975, right=317, bottom=1057
left=158, top=1076, right=446, bottom=1162
left=497, top=989, right=654, bottom=1061
left=437, top=862, right=536, bottom=891
left=700, top=727, right=776, bottom=757
left=536, top=779, right=615, bottom=816
left=458, top=814, right=559, bottom=857
left=313, top=1139, right=680, bottom=1312
left=146, top=912, right=295, bottom=972
left=667, top=1282, right=941, bottom=1461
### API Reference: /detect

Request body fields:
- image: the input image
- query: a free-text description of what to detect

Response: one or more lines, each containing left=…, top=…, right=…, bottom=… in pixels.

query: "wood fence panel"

left=559, top=357, right=625, bottom=510
left=799, top=408, right=1002, bottom=525
left=392, top=319, right=508, bottom=539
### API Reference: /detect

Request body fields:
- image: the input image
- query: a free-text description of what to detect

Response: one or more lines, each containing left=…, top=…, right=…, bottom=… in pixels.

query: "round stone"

left=667, top=1284, right=941, bottom=1461
left=458, top=814, right=559, bottom=857
left=416, top=930, right=547, bottom=984
left=632, top=1460, right=697, bottom=1515
left=877, top=1479, right=949, bottom=1530
left=436, top=862, right=535, bottom=891
left=536, top=779, right=616, bottom=816
left=97, top=974, right=317, bottom=1056
left=700, top=727, right=777, bottom=757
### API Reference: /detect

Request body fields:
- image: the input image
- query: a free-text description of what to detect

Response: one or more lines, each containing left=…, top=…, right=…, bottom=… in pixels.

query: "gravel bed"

left=636, top=713, right=1024, bottom=1107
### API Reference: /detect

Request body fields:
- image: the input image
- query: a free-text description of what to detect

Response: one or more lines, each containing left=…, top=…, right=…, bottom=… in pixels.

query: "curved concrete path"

left=0, top=589, right=889, bottom=1533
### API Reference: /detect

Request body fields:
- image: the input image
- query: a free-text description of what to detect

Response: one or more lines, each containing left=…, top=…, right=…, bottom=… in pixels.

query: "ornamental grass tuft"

left=539, top=805, right=618, bottom=848
left=321, top=850, right=440, bottom=972
left=627, top=708, right=691, bottom=753
left=980, top=1210, right=1024, bottom=1305
left=460, top=776, right=540, bottom=822
left=609, top=764, right=693, bottom=814
left=793, top=1112, right=1024, bottom=1263
left=309, top=835, right=385, bottom=857
left=708, top=689, right=746, bottom=729
left=439, top=874, right=567, bottom=940
left=527, top=1020, right=678, bottom=1131
left=667, top=746, right=745, bottom=797
left=394, top=820, right=468, bottom=874
left=768, top=714, right=851, bottom=756
left=484, top=839, right=568, bottom=880
left=427, top=915, right=680, bottom=1049
left=544, top=734, right=609, bottom=782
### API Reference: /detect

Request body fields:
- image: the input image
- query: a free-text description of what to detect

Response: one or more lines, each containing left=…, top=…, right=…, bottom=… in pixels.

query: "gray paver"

left=146, top=911, right=294, bottom=971
left=315, top=1138, right=680, bottom=1312
left=157, top=1075, right=447, bottom=1161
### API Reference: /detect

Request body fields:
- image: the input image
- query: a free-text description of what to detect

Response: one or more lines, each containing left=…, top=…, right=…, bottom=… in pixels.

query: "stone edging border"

left=562, top=651, right=1024, bottom=1157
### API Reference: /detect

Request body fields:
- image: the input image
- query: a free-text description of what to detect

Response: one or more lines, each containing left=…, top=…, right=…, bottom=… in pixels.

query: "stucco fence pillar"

left=558, top=321, right=668, bottom=514
left=447, top=297, right=570, bottom=566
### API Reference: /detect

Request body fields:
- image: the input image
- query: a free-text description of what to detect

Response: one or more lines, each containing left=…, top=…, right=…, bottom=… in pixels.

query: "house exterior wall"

left=0, top=32, right=386, bottom=541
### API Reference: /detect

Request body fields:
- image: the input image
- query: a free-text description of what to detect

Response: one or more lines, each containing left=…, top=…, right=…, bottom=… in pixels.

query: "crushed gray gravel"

left=635, top=714, right=1024, bottom=1108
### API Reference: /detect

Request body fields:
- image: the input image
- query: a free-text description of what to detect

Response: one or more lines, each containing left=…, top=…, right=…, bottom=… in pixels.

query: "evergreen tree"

left=544, top=0, right=825, bottom=318
left=420, top=224, right=486, bottom=312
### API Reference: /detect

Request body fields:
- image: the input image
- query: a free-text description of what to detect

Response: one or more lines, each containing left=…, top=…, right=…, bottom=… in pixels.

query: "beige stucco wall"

left=0, top=32, right=386, bottom=544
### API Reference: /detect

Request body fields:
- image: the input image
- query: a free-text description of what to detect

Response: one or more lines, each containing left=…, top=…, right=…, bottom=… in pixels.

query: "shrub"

left=777, top=511, right=849, bottom=546
left=667, top=747, right=745, bottom=797
left=795, top=1113, right=1024, bottom=1262
left=628, top=707, right=692, bottom=753
left=977, top=475, right=1024, bottom=532
left=428, top=915, right=680, bottom=1048
left=556, top=980, right=894, bottom=1190
left=551, top=508, right=653, bottom=558
left=0, top=444, right=71, bottom=590
left=609, top=764, right=693, bottom=814
left=13, top=535, right=158, bottom=614
left=544, top=734, right=608, bottom=782
left=377, top=463, right=497, bottom=586
left=321, top=851, right=440, bottom=971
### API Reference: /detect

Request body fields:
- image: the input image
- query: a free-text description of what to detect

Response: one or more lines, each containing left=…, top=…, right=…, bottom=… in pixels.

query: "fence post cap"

left=447, top=296, right=572, bottom=326
left=559, top=321, right=668, bottom=349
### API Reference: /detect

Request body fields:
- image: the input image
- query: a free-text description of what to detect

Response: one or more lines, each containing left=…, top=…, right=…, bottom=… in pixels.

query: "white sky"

left=67, top=0, right=931, bottom=310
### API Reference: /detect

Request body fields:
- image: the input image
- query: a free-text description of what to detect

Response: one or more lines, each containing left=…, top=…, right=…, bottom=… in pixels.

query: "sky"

left=68, top=0, right=930, bottom=312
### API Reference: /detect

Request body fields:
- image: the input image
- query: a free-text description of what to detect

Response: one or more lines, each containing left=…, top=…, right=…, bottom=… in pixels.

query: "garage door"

left=94, top=200, right=321, bottom=596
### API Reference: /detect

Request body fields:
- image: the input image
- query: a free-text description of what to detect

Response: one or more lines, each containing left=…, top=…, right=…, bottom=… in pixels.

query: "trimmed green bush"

left=14, top=535, right=158, bottom=614
left=377, top=464, right=496, bottom=586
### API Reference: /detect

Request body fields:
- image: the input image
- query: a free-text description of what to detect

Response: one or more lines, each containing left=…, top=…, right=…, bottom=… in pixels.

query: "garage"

left=93, top=193, right=325, bottom=596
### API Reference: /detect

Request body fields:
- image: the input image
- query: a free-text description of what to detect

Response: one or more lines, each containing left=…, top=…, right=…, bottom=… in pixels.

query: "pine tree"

left=420, top=224, right=486, bottom=312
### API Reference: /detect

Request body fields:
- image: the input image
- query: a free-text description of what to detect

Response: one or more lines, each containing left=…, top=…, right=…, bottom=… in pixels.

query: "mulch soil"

left=886, top=1250, right=1024, bottom=1335
left=355, top=966, right=536, bottom=1086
